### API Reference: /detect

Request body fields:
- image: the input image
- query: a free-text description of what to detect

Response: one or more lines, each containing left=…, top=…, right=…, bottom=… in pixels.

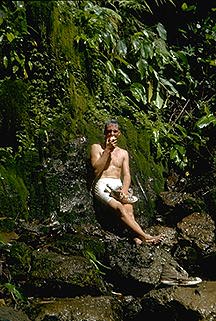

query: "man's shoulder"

left=117, top=147, right=128, bottom=154
left=91, top=142, right=103, bottom=151
left=91, top=142, right=102, bottom=147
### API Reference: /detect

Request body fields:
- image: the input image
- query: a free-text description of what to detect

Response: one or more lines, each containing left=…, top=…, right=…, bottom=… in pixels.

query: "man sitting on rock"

left=90, top=119, right=202, bottom=286
left=90, top=118, right=163, bottom=246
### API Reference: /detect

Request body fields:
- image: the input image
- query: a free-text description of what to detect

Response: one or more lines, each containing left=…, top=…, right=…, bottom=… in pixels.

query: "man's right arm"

left=90, top=144, right=111, bottom=177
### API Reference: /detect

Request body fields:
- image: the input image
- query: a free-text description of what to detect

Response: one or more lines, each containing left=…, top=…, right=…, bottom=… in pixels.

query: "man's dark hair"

left=104, top=119, right=119, bottom=133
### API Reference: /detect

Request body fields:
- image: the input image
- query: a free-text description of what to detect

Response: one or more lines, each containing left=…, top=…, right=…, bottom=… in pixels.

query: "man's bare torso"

left=93, top=143, right=126, bottom=179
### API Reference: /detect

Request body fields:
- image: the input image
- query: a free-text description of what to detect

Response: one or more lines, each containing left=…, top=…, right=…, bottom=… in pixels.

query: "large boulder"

left=138, top=281, right=216, bottom=321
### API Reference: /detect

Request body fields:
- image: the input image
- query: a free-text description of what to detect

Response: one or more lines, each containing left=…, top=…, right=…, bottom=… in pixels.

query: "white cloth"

left=94, top=177, right=122, bottom=204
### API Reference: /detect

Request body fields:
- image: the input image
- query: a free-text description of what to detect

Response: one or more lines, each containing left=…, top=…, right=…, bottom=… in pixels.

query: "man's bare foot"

left=134, top=234, right=164, bottom=246
left=133, top=237, right=143, bottom=245
left=143, top=233, right=164, bottom=244
left=145, top=234, right=164, bottom=244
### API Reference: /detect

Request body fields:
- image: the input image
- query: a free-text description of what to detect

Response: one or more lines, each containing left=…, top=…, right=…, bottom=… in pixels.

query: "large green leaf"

left=156, top=23, right=167, bottom=41
left=118, top=68, right=131, bottom=84
left=136, top=58, right=148, bottom=79
left=196, top=114, right=216, bottom=128
left=130, top=82, right=147, bottom=104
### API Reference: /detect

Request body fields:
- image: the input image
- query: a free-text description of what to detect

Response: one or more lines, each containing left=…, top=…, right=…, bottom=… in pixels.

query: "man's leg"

left=108, top=199, right=163, bottom=244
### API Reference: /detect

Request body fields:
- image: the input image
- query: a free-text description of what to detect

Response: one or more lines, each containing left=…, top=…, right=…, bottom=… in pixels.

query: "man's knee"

left=109, top=200, right=132, bottom=218
left=116, top=202, right=125, bottom=212
left=109, top=199, right=123, bottom=211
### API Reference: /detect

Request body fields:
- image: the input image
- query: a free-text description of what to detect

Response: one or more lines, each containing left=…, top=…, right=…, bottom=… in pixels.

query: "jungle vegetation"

left=0, top=0, right=215, bottom=221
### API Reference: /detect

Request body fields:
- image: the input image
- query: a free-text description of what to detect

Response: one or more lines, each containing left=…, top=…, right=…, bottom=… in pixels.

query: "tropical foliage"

left=0, top=0, right=215, bottom=218
left=70, top=0, right=216, bottom=171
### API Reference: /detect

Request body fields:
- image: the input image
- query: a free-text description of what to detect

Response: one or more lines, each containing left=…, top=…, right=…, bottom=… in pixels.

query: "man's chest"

left=109, top=150, right=124, bottom=168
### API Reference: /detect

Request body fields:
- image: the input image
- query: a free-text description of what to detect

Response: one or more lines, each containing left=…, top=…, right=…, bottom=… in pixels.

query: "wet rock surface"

left=27, top=251, right=107, bottom=297
left=0, top=306, right=31, bottom=321
left=138, top=281, right=216, bottom=321
left=177, top=212, right=215, bottom=251
left=32, top=296, right=123, bottom=321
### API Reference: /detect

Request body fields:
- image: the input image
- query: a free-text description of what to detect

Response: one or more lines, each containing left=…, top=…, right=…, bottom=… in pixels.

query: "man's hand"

left=106, top=136, right=117, bottom=151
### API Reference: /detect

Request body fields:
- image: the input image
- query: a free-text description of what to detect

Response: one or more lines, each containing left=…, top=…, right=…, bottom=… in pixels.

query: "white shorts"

left=94, top=178, right=122, bottom=204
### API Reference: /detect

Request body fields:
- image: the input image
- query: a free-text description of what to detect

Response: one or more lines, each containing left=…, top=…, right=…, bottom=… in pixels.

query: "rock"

left=157, top=191, right=205, bottom=225
left=177, top=212, right=216, bottom=252
left=33, top=296, right=123, bottom=321
left=176, top=211, right=216, bottom=278
left=139, top=281, right=216, bottom=321
left=0, top=306, right=31, bottom=321
left=106, top=239, right=188, bottom=295
left=24, top=251, right=107, bottom=297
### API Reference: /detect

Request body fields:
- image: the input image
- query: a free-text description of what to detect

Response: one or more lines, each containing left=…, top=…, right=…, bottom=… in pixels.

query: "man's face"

left=105, top=124, right=120, bottom=140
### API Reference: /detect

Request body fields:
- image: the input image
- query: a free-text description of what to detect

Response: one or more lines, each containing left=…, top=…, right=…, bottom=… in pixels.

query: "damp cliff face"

left=0, top=1, right=167, bottom=223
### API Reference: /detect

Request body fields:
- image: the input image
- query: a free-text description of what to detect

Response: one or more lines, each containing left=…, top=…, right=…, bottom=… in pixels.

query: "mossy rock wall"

left=0, top=1, right=166, bottom=225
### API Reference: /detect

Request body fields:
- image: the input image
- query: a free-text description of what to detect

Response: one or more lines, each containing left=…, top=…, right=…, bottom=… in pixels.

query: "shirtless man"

left=90, top=119, right=163, bottom=245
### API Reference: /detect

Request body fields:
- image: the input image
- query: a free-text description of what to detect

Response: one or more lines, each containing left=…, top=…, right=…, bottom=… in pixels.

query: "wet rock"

left=177, top=212, right=215, bottom=252
left=105, top=239, right=186, bottom=295
left=157, top=191, right=205, bottom=226
left=139, top=281, right=216, bottom=321
left=148, top=225, right=178, bottom=248
left=176, top=212, right=216, bottom=278
left=160, top=191, right=190, bottom=207
left=24, top=251, right=107, bottom=297
left=29, top=137, right=96, bottom=224
left=55, top=138, right=95, bottom=224
left=121, top=295, right=143, bottom=321
left=33, top=296, right=123, bottom=321
left=1, top=143, right=216, bottom=320
left=0, top=306, right=31, bottom=321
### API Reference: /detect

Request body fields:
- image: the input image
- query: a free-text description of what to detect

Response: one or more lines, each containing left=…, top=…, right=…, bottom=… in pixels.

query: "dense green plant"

left=70, top=1, right=189, bottom=171
left=0, top=0, right=215, bottom=223
left=2, top=282, right=26, bottom=303
left=119, top=1, right=215, bottom=172
left=167, top=1, right=216, bottom=172
left=0, top=1, right=32, bottom=79
left=84, top=250, right=111, bottom=275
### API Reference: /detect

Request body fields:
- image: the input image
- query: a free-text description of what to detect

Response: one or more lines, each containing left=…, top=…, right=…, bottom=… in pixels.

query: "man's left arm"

left=121, top=150, right=131, bottom=195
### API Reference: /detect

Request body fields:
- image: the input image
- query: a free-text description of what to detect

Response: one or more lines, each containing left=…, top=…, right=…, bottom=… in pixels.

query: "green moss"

left=0, top=218, right=16, bottom=232
left=9, top=242, right=32, bottom=275
left=117, top=118, right=165, bottom=193
left=50, top=2, right=90, bottom=122
left=0, top=166, right=29, bottom=220
left=31, top=251, right=57, bottom=279
left=31, top=251, right=105, bottom=291
left=53, top=233, right=106, bottom=259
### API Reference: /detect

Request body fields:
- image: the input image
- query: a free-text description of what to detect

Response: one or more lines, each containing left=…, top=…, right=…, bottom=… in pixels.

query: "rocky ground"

left=0, top=139, right=215, bottom=321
